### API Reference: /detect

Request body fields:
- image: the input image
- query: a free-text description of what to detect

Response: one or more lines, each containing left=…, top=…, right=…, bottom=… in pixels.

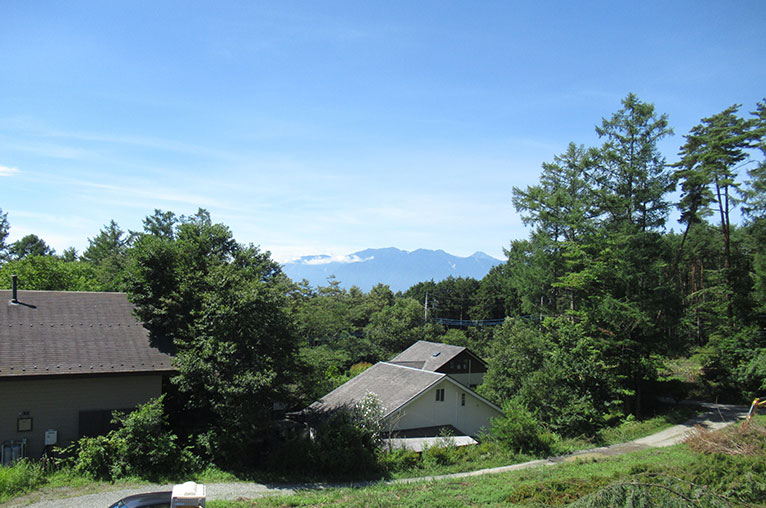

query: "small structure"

left=0, top=286, right=175, bottom=459
left=302, top=341, right=502, bottom=445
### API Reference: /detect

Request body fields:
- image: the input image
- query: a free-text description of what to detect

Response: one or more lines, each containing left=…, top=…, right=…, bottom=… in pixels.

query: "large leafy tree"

left=0, top=255, right=101, bottom=291
left=125, top=209, right=298, bottom=465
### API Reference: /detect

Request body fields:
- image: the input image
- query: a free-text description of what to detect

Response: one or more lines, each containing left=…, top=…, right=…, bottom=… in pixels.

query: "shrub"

left=61, top=396, right=197, bottom=481
left=489, top=399, right=557, bottom=456
left=377, top=448, right=420, bottom=472
left=268, top=392, right=387, bottom=479
left=421, top=442, right=463, bottom=468
left=65, top=435, right=115, bottom=480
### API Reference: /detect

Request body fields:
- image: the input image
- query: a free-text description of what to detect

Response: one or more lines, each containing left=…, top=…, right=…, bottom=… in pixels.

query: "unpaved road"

left=7, top=402, right=748, bottom=508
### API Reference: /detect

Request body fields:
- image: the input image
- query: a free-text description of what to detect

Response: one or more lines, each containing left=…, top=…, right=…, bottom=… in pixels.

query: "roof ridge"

left=0, top=289, right=128, bottom=295
left=379, top=361, right=446, bottom=375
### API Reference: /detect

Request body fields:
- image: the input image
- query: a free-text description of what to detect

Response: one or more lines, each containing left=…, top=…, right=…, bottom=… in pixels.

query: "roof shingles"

left=388, top=340, right=467, bottom=372
left=0, top=290, right=174, bottom=378
left=308, top=362, right=445, bottom=419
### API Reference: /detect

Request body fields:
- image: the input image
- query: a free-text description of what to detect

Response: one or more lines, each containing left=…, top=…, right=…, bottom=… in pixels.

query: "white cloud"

left=300, top=254, right=374, bottom=266
left=0, top=165, right=20, bottom=176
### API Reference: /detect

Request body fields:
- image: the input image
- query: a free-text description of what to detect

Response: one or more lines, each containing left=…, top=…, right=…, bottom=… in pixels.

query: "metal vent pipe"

left=11, top=274, right=18, bottom=303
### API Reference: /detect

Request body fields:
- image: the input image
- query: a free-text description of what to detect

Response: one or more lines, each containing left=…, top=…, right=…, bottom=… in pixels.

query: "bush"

left=377, top=448, right=420, bottom=472
left=266, top=392, right=386, bottom=479
left=310, top=407, right=379, bottom=477
left=61, top=396, right=197, bottom=481
left=489, top=399, right=557, bottom=456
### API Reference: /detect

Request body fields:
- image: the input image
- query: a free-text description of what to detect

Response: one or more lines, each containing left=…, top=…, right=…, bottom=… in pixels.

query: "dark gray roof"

left=389, top=340, right=474, bottom=372
left=308, top=362, right=445, bottom=419
left=1, top=290, right=174, bottom=378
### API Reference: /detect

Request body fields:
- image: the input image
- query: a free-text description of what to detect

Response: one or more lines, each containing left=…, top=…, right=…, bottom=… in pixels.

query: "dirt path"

left=7, top=402, right=748, bottom=508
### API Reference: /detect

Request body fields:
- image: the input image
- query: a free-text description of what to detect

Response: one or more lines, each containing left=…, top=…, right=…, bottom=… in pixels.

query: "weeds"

left=685, top=421, right=766, bottom=456
left=0, top=459, right=48, bottom=502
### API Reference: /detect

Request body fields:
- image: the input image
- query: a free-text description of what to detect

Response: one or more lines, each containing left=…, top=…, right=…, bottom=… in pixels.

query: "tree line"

left=0, top=93, right=764, bottom=469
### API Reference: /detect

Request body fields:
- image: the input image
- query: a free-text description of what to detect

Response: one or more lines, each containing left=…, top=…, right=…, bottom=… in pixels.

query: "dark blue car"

left=108, top=490, right=171, bottom=508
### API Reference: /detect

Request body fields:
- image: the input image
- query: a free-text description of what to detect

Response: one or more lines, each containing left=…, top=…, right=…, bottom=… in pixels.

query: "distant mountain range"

left=281, top=247, right=504, bottom=292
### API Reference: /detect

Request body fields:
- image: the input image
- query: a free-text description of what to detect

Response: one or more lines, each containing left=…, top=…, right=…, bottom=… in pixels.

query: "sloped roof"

left=0, top=290, right=175, bottom=378
left=307, top=362, right=445, bottom=419
left=389, top=340, right=484, bottom=372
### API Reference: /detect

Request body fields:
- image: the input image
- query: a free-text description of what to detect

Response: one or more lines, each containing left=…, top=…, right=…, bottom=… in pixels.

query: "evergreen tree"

left=7, top=234, right=54, bottom=259
left=0, top=208, right=9, bottom=262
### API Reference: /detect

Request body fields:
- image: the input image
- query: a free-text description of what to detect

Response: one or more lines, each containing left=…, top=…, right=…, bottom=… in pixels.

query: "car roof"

left=112, top=490, right=172, bottom=508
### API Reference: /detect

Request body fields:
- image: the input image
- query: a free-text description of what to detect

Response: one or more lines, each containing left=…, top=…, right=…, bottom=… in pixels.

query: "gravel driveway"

left=7, top=402, right=747, bottom=508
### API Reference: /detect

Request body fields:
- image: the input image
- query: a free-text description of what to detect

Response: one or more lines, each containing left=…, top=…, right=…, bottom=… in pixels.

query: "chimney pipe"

left=11, top=274, right=18, bottom=304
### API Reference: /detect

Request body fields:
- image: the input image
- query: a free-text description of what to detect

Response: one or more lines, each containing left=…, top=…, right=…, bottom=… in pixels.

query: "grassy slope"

left=0, top=405, right=738, bottom=506
left=209, top=417, right=766, bottom=508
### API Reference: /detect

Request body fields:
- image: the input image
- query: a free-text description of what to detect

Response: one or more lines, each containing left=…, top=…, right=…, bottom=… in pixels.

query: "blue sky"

left=1, top=1, right=764, bottom=263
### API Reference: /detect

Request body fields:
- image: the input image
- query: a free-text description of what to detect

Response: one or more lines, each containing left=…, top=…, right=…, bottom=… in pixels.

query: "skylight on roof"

left=432, top=352, right=440, bottom=357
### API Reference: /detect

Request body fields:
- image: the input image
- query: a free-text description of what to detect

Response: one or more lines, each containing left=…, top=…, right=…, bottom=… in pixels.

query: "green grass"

left=0, top=405, right=715, bottom=505
left=207, top=418, right=766, bottom=507
left=595, top=404, right=699, bottom=445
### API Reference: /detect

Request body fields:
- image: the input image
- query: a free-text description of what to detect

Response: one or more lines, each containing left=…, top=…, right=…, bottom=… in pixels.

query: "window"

left=461, top=393, right=466, bottom=406
left=435, top=388, right=445, bottom=402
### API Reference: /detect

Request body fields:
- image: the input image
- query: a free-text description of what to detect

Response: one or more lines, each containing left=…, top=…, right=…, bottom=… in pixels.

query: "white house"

left=304, top=343, right=502, bottom=442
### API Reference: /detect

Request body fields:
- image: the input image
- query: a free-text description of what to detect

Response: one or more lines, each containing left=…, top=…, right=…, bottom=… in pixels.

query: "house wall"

left=0, top=374, right=163, bottom=459
left=437, top=351, right=487, bottom=388
left=387, top=379, right=501, bottom=437
left=446, top=372, right=485, bottom=388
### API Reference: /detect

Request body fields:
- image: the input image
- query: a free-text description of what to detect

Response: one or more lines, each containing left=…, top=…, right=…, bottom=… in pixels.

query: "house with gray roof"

left=1, top=284, right=175, bottom=461
left=389, top=340, right=488, bottom=388
left=305, top=346, right=502, bottom=441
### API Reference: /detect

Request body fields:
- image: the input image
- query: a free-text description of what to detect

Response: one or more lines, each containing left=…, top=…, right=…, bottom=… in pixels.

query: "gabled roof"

left=306, top=361, right=502, bottom=421
left=307, top=362, right=445, bottom=419
left=388, top=340, right=485, bottom=372
left=0, top=290, right=175, bottom=378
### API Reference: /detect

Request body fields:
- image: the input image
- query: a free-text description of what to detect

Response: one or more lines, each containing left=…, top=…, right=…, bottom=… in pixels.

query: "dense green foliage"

left=123, top=210, right=299, bottom=467
left=59, top=396, right=194, bottom=482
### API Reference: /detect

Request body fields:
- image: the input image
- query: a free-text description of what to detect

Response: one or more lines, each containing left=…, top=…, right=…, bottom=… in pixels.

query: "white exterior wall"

left=387, top=379, right=501, bottom=437
left=447, top=372, right=485, bottom=388
left=0, top=375, right=163, bottom=459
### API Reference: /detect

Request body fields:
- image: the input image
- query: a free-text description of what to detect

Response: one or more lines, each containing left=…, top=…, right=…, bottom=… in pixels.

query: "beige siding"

left=447, top=372, right=485, bottom=388
left=387, top=379, right=501, bottom=437
left=1, top=375, right=162, bottom=459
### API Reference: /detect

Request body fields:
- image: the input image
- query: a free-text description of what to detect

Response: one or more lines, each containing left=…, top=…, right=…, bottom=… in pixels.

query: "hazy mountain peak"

left=282, top=248, right=503, bottom=292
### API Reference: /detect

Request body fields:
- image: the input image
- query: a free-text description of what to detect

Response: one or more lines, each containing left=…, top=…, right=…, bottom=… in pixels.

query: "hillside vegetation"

left=209, top=417, right=766, bottom=507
